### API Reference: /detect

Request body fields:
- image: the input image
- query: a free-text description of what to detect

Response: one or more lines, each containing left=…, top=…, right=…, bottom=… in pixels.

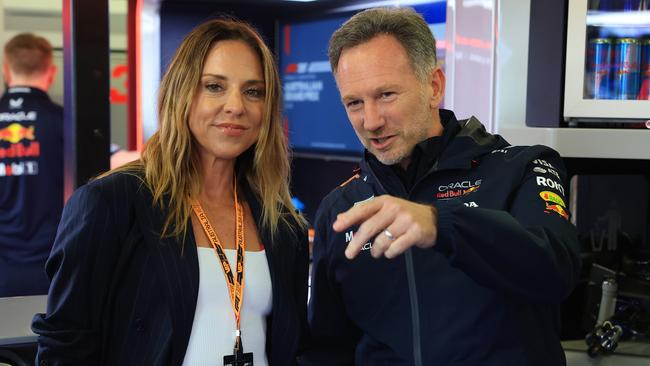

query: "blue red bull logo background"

left=0, top=122, right=40, bottom=177
left=0, top=123, right=35, bottom=144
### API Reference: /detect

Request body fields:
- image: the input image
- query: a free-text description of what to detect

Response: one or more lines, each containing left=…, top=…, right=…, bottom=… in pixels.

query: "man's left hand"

left=333, top=195, right=438, bottom=259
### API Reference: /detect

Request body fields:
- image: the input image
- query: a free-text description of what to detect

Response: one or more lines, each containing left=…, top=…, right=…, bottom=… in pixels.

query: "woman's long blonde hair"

left=112, top=18, right=304, bottom=239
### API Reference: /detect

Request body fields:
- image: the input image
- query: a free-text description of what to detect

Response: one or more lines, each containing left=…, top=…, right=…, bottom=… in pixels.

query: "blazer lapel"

left=136, top=194, right=199, bottom=365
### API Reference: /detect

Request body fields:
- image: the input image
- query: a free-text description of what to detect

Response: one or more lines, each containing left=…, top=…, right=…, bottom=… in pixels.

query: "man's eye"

left=380, top=92, right=395, bottom=99
left=346, top=100, right=361, bottom=109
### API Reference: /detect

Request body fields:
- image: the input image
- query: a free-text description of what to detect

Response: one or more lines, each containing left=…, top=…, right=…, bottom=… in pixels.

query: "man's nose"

left=363, top=101, right=385, bottom=132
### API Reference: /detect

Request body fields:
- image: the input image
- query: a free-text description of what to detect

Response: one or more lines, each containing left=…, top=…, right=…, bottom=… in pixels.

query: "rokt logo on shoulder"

left=535, top=176, right=565, bottom=195
left=436, top=179, right=482, bottom=199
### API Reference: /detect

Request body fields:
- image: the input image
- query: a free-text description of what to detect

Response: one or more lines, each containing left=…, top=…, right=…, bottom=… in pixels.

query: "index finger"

left=332, top=198, right=382, bottom=232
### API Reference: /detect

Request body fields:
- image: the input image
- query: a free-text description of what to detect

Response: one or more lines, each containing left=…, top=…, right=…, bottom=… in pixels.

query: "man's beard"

left=367, top=142, right=414, bottom=166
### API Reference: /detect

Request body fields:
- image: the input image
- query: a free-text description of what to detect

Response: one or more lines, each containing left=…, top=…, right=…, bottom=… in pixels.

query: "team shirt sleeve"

left=434, top=147, right=581, bottom=304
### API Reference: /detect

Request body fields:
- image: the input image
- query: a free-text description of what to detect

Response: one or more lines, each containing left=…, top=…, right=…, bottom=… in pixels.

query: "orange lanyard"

left=191, top=183, right=245, bottom=333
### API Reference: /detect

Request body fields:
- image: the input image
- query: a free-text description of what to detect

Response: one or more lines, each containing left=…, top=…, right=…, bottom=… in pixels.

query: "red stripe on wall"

left=284, top=25, right=291, bottom=56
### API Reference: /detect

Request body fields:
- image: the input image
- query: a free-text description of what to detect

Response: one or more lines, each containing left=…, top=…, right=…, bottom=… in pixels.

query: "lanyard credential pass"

left=191, top=179, right=254, bottom=366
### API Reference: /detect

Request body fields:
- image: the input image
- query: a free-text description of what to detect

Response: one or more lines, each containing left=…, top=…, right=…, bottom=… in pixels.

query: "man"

left=0, top=33, right=63, bottom=297
left=302, top=8, right=580, bottom=366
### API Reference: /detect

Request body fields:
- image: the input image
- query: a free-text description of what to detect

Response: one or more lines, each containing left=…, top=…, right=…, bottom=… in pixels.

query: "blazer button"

left=135, top=318, right=145, bottom=331
left=39, top=360, right=49, bottom=366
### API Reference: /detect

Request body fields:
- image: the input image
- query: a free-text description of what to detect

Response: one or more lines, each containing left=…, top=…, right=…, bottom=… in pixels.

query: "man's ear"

left=2, top=62, right=12, bottom=86
left=44, top=64, right=57, bottom=90
left=428, top=66, right=446, bottom=109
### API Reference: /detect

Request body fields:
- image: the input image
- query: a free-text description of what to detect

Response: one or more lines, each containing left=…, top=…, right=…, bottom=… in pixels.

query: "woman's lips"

left=216, top=123, right=247, bottom=136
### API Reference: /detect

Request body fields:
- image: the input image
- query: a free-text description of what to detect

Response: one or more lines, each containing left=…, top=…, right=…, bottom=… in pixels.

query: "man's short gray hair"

left=328, top=7, right=437, bottom=81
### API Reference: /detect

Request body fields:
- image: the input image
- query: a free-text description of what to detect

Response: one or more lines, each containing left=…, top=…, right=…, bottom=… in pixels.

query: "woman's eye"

left=245, top=88, right=264, bottom=98
left=205, top=83, right=223, bottom=92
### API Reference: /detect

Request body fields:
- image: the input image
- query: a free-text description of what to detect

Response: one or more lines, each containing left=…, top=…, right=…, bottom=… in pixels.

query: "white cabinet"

left=495, top=0, right=650, bottom=159
left=564, top=1, right=650, bottom=120
left=0, top=295, right=45, bottom=346
left=499, top=127, right=650, bottom=160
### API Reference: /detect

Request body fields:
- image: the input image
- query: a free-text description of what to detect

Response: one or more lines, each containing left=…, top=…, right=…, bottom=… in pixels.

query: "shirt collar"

left=366, top=109, right=461, bottom=193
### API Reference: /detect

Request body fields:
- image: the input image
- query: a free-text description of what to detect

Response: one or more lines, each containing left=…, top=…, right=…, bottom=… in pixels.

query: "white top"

left=183, top=248, right=272, bottom=366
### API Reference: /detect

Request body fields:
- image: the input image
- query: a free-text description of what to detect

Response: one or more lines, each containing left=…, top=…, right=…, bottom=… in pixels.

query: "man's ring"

left=383, top=229, right=396, bottom=241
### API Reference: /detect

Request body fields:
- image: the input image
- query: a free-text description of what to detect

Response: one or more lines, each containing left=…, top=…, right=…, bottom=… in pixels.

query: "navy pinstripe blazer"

left=31, top=171, right=309, bottom=365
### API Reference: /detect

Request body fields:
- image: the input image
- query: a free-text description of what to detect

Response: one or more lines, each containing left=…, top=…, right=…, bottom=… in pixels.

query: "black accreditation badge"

left=223, top=351, right=253, bottom=366
left=223, top=331, right=253, bottom=365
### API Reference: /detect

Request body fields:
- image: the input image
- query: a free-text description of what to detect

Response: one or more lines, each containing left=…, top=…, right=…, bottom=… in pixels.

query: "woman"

left=32, top=18, right=309, bottom=366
